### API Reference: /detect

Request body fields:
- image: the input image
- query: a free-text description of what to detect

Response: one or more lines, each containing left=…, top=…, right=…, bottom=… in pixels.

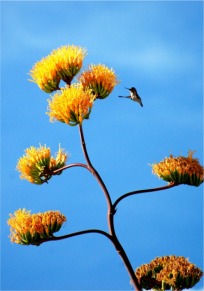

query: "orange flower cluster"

left=29, top=45, right=87, bottom=92
left=151, top=151, right=203, bottom=186
left=47, top=84, right=94, bottom=125
left=79, top=64, right=120, bottom=99
left=135, top=255, right=203, bottom=290
left=8, top=209, right=67, bottom=245
left=16, top=145, right=67, bottom=184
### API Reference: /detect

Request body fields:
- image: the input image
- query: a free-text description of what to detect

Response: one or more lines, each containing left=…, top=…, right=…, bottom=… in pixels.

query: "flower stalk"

left=78, top=124, right=142, bottom=290
left=9, top=44, right=203, bottom=290
left=113, top=182, right=177, bottom=210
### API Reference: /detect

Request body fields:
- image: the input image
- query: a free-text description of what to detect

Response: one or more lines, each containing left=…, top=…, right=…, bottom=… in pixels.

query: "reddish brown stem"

left=53, top=163, right=89, bottom=174
left=113, top=182, right=177, bottom=210
left=34, top=229, right=112, bottom=246
left=52, top=126, right=177, bottom=290
left=78, top=124, right=142, bottom=291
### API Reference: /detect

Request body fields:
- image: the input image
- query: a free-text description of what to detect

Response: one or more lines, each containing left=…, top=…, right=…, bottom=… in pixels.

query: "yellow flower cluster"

left=52, top=45, right=87, bottom=84
left=29, top=45, right=87, bottom=92
left=135, top=255, right=203, bottom=290
left=8, top=209, right=67, bottom=245
left=151, top=151, right=204, bottom=186
left=29, top=54, right=60, bottom=93
left=47, top=84, right=94, bottom=125
left=17, top=145, right=67, bottom=184
left=79, top=64, right=119, bottom=99
left=29, top=45, right=119, bottom=126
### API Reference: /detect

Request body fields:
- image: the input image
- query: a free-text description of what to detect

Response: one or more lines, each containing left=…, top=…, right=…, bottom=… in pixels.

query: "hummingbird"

left=119, top=87, right=143, bottom=107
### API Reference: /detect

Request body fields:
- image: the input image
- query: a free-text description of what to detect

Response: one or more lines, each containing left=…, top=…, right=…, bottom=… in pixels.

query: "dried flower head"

left=16, top=145, right=67, bottom=184
left=47, top=84, right=94, bottom=126
left=135, top=255, right=203, bottom=290
left=29, top=45, right=87, bottom=92
left=8, top=209, right=67, bottom=245
left=79, top=64, right=119, bottom=99
left=151, top=151, right=203, bottom=186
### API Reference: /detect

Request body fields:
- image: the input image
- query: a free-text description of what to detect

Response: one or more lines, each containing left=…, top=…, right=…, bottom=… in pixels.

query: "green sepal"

left=84, top=108, right=92, bottom=120
left=51, top=219, right=58, bottom=233
left=19, top=231, right=33, bottom=244
left=43, top=79, right=60, bottom=93
left=55, top=223, right=62, bottom=232
left=20, top=233, right=30, bottom=245
left=44, top=225, right=50, bottom=237
left=69, top=110, right=79, bottom=125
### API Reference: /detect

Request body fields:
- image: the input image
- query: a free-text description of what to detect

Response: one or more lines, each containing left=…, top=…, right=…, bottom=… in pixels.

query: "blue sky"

left=1, top=1, right=203, bottom=290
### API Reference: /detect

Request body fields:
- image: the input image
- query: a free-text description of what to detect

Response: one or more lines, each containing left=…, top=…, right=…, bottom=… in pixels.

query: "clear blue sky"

left=1, top=1, right=203, bottom=290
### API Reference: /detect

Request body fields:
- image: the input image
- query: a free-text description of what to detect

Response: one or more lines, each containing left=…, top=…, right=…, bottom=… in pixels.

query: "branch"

left=113, top=182, right=177, bottom=210
left=53, top=163, right=89, bottom=175
left=34, top=229, right=112, bottom=246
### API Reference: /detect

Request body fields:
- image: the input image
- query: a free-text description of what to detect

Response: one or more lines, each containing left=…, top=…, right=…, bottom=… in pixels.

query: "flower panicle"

left=16, top=144, right=68, bottom=184
left=135, top=255, right=203, bottom=290
left=29, top=54, right=61, bottom=93
left=47, top=83, right=94, bottom=126
left=7, top=209, right=67, bottom=245
left=151, top=151, right=204, bottom=187
left=79, top=64, right=120, bottom=99
left=29, top=45, right=87, bottom=92
left=52, top=45, right=87, bottom=85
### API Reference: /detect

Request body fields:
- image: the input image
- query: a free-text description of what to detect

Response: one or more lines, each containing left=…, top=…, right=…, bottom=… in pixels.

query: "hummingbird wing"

left=118, top=96, right=131, bottom=99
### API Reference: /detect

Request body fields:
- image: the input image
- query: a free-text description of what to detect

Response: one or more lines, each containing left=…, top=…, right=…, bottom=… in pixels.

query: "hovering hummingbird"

left=119, top=87, right=143, bottom=107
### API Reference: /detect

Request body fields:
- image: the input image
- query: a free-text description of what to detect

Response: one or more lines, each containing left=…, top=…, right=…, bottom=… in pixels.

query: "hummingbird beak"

left=125, top=87, right=130, bottom=90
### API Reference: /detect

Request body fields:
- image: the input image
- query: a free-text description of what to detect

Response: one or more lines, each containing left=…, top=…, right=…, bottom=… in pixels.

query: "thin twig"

left=113, top=182, right=177, bottom=210
left=53, top=163, right=89, bottom=175
left=35, top=229, right=112, bottom=246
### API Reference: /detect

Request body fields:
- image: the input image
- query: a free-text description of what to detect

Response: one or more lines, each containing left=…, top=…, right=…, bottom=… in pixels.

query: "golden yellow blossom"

left=51, top=45, right=87, bottom=84
left=16, top=145, right=67, bottom=184
left=135, top=255, right=203, bottom=290
left=151, top=151, right=204, bottom=186
left=8, top=209, right=67, bottom=245
left=47, top=84, right=94, bottom=126
left=29, top=45, right=87, bottom=92
left=79, top=64, right=119, bottom=99
left=29, top=54, right=61, bottom=93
